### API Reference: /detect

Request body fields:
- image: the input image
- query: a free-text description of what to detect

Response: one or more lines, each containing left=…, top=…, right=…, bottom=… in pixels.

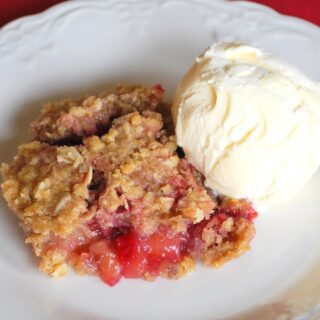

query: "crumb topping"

left=1, top=84, right=257, bottom=285
left=31, top=85, right=164, bottom=143
left=1, top=141, right=92, bottom=255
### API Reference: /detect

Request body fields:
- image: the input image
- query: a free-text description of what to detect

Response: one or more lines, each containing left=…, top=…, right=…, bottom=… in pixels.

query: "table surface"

left=0, top=0, right=319, bottom=28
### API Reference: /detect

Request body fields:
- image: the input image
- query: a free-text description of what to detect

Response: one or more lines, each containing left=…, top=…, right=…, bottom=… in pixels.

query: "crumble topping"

left=1, top=84, right=258, bottom=285
left=31, top=85, right=164, bottom=143
left=1, top=141, right=92, bottom=256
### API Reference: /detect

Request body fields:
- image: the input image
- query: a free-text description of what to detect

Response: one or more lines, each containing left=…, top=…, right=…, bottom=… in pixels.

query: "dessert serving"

left=1, top=84, right=257, bottom=286
left=2, top=42, right=320, bottom=287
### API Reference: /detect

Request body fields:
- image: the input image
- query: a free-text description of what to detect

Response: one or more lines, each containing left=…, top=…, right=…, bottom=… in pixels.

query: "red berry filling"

left=70, top=225, right=188, bottom=286
left=68, top=198, right=257, bottom=286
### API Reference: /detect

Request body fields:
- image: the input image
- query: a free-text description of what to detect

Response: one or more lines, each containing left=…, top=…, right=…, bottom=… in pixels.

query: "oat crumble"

left=1, top=84, right=257, bottom=286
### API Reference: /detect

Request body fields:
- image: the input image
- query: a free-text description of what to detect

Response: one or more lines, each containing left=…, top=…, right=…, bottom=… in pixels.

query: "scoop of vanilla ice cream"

left=172, top=43, right=320, bottom=205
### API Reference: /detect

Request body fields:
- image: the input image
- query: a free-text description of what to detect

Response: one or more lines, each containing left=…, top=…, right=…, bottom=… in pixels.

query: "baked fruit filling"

left=1, top=85, right=257, bottom=286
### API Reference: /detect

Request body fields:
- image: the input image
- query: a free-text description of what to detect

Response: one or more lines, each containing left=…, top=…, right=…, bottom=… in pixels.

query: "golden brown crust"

left=199, top=217, right=255, bottom=267
left=31, top=85, right=164, bottom=142
left=83, top=111, right=215, bottom=236
left=1, top=141, right=92, bottom=256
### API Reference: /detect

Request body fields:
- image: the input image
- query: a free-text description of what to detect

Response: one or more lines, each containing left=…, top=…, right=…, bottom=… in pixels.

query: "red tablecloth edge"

left=0, top=0, right=68, bottom=28
left=248, top=0, right=320, bottom=27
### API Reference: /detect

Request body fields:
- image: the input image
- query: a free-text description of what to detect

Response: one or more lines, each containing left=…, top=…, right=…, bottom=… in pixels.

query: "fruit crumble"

left=1, top=85, right=257, bottom=286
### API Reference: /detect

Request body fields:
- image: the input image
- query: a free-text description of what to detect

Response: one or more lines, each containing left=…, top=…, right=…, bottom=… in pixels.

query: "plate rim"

left=0, top=1, right=319, bottom=320
left=1, top=0, right=319, bottom=38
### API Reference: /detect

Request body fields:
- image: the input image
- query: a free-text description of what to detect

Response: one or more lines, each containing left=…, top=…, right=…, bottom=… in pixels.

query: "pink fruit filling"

left=68, top=198, right=257, bottom=286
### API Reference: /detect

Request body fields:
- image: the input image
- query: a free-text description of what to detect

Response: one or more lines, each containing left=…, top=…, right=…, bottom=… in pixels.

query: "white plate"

left=0, top=0, right=319, bottom=319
